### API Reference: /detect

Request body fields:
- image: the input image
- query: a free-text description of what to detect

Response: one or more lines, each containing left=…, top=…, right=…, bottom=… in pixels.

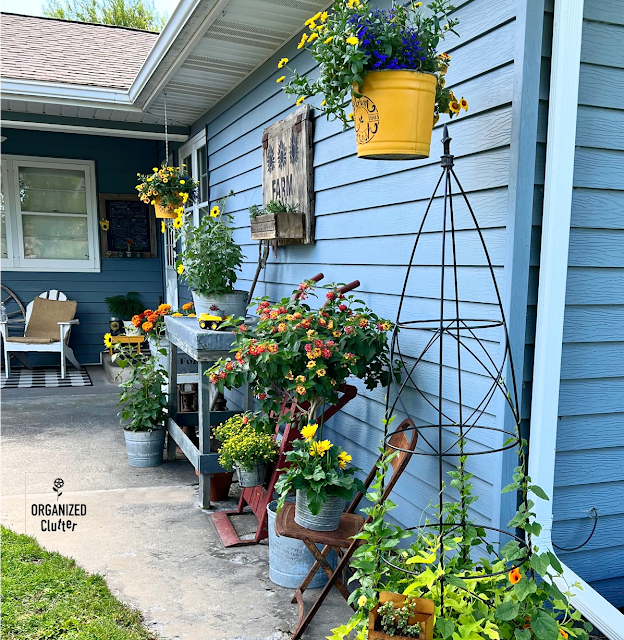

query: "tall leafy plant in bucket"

left=173, top=191, right=247, bottom=318
left=277, top=0, right=468, bottom=159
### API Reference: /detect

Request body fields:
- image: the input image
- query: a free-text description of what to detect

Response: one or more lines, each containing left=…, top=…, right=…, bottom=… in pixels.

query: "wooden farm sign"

left=261, top=104, right=315, bottom=244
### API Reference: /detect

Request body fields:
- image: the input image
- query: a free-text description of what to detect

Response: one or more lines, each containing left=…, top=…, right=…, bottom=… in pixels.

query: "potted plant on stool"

left=116, top=349, right=168, bottom=467
left=173, top=191, right=248, bottom=319
left=275, top=423, right=364, bottom=531
left=105, top=292, right=145, bottom=336
left=278, top=1, right=467, bottom=160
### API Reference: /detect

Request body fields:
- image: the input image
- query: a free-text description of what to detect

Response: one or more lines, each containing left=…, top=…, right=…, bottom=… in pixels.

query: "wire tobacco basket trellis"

left=381, top=125, right=527, bottom=608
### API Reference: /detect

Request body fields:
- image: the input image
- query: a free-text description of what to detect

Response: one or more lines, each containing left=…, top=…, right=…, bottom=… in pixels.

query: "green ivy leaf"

left=530, top=611, right=560, bottom=640
left=495, top=599, right=520, bottom=621
left=435, top=618, right=455, bottom=639
left=530, top=485, right=550, bottom=501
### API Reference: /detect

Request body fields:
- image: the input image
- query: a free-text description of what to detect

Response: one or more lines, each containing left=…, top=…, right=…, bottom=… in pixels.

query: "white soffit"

left=146, top=0, right=328, bottom=125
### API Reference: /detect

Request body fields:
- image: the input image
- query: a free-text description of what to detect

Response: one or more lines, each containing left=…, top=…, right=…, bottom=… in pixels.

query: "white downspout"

left=528, top=0, right=624, bottom=637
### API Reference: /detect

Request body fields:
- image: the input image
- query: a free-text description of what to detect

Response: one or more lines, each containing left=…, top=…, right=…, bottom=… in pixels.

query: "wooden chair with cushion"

left=1, top=290, right=80, bottom=379
left=275, top=418, right=418, bottom=640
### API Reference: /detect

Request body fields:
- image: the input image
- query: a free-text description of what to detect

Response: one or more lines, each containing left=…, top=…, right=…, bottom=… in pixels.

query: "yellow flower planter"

left=153, top=197, right=179, bottom=219
left=352, top=70, right=437, bottom=160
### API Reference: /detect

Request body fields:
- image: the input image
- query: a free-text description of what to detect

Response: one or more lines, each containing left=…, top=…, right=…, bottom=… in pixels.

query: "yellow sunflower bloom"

left=103, top=333, right=113, bottom=349
left=210, top=205, right=220, bottom=218
left=173, top=216, right=183, bottom=229
left=301, top=423, right=318, bottom=441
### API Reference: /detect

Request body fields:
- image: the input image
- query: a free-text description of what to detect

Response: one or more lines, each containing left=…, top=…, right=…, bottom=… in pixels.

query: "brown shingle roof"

left=1, top=13, right=158, bottom=90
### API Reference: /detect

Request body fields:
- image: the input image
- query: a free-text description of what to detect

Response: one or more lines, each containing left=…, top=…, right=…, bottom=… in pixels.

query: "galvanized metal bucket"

left=191, top=290, right=249, bottom=320
left=294, top=490, right=346, bottom=531
left=124, top=428, right=165, bottom=467
left=236, top=462, right=265, bottom=488
left=267, top=501, right=337, bottom=588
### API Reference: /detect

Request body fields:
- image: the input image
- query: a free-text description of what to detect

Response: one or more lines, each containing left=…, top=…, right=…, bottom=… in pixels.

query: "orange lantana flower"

left=509, top=567, right=522, bottom=584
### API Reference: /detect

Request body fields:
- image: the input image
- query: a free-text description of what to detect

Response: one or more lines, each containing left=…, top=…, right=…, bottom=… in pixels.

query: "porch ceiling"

left=144, top=0, right=329, bottom=126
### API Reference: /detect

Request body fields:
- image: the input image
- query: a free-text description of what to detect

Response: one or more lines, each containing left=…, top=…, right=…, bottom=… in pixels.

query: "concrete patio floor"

left=1, top=366, right=352, bottom=640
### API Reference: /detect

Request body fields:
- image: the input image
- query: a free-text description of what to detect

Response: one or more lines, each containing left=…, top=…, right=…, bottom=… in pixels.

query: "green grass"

left=1, top=526, right=157, bottom=640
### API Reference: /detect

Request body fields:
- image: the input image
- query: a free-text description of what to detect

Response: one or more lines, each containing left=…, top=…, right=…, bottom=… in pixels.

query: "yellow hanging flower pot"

left=153, top=196, right=179, bottom=219
left=352, top=70, right=437, bottom=160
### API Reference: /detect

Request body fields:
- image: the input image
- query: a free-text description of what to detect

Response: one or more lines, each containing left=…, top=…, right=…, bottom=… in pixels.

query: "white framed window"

left=1, top=155, right=100, bottom=272
left=178, top=130, right=208, bottom=226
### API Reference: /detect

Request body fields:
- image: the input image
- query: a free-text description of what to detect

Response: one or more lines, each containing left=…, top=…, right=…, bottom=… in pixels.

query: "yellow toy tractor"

left=198, top=313, right=225, bottom=331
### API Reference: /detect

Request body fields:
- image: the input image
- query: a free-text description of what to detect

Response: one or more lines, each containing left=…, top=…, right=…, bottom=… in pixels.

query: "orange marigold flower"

left=509, top=567, right=522, bottom=584
left=142, top=321, right=154, bottom=332
left=182, top=302, right=194, bottom=311
left=147, top=313, right=158, bottom=322
left=131, top=315, right=141, bottom=327
left=158, top=303, right=171, bottom=311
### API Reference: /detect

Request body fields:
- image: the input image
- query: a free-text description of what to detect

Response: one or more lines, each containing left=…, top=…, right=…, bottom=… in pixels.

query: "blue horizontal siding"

left=1, top=128, right=163, bottom=364
left=525, top=0, right=624, bottom=607
left=182, top=0, right=533, bottom=535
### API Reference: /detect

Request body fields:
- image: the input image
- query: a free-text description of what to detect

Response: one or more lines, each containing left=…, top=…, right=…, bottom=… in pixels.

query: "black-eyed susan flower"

left=276, top=75, right=285, bottom=83
left=278, top=57, right=289, bottom=69
left=459, top=98, right=468, bottom=111
left=296, top=96, right=305, bottom=106
left=509, top=567, right=522, bottom=584
left=173, top=216, right=183, bottom=229
left=210, top=205, right=220, bottom=217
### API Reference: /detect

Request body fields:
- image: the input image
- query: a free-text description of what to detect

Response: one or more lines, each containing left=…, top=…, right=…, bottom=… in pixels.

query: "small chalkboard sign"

left=98, top=194, right=157, bottom=258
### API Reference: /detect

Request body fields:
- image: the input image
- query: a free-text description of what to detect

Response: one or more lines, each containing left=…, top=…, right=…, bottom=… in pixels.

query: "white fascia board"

left=1, top=119, right=189, bottom=141
left=1, top=78, right=137, bottom=110
left=130, top=0, right=229, bottom=110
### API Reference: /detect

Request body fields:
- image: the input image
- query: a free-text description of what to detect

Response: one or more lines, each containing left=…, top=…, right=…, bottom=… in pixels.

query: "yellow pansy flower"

left=301, top=423, right=318, bottom=441
left=180, top=179, right=185, bottom=184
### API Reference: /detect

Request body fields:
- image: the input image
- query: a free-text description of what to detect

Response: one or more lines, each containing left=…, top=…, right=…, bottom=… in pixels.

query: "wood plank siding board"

left=527, top=0, right=624, bottom=602
left=186, top=0, right=546, bottom=539
left=1, top=128, right=163, bottom=365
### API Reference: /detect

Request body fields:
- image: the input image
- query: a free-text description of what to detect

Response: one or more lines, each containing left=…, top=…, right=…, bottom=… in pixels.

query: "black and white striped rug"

left=1, top=368, right=92, bottom=389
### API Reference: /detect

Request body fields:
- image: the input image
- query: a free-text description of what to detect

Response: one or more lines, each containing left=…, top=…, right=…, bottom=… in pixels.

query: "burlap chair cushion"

left=23, top=297, right=77, bottom=342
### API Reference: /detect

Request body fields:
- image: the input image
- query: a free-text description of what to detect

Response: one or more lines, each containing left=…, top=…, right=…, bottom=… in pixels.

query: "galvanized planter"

left=236, top=462, right=265, bottom=488
left=191, top=290, right=248, bottom=319
left=124, top=428, right=165, bottom=467
left=267, top=501, right=337, bottom=588
left=294, top=490, right=345, bottom=531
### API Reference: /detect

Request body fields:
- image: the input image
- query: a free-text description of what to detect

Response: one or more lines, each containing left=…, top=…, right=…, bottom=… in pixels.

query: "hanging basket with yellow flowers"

left=136, top=165, right=198, bottom=218
left=278, top=1, right=468, bottom=160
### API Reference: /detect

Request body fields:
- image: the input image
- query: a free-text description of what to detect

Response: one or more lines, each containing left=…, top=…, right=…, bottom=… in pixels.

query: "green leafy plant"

left=214, top=412, right=278, bottom=471
left=136, top=164, right=198, bottom=212
left=377, top=600, right=421, bottom=638
left=249, top=199, right=300, bottom=219
left=278, top=0, right=467, bottom=129
left=208, top=280, right=395, bottom=424
left=174, top=191, right=244, bottom=296
left=104, top=292, right=145, bottom=320
left=330, top=437, right=593, bottom=640
left=275, top=422, right=365, bottom=515
left=115, top=347, right=168, bottom=432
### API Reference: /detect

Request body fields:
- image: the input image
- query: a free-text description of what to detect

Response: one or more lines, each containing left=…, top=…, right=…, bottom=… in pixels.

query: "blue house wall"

left=187, top=0, right=541, bottom=533
left=1, top=127, right=165, bottom=365
left=523, top=0, right=624, bottom=607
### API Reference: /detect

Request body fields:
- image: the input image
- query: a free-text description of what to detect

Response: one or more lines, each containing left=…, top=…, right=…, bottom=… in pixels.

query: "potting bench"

left=163, top=315, right=252, bottom=509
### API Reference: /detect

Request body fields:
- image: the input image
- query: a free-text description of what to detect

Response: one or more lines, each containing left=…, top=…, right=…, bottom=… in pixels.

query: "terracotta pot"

left=210, top=471, right=234, bottom=501
left=368, top=592, right=435, bottom=640
left=153, top=196, right=180, bottom=219
left=352, top=70, right=437, bottom=160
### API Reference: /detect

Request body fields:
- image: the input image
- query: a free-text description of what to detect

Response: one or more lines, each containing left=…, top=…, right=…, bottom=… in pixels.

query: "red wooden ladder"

left=211, top=275, right=361, bottom=547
